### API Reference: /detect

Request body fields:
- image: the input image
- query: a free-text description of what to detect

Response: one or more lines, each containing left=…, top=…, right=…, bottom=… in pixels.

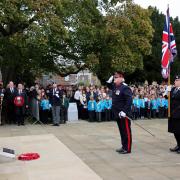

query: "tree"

left=0, top=0, right=154, bottom=85
left=95, top=1, right=154, bottom=83
left=0, top=0, right=69, bottom=85
left=62, top=0, right=154, bottom=83
left=129, top=6, right=180, bottom=84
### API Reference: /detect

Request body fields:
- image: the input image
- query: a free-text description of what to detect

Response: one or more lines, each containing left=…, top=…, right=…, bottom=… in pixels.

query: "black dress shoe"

left=116, top=148, right=130, bottom=154
left=52, top=124, right=59, bottom=126
left=169, top=145, right=179, bottom=152
left=118, top=149, right=130, bottom=154
left=116, top=148, right=124, bottom=153
left=177, top=149, right=180, bottom=154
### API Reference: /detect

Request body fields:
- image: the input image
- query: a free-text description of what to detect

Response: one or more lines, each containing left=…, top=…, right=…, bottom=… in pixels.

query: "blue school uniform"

left=104, top=99, right=112, bottom=110
left=151, top=98, right=158, bottom=118
left=40, top=99, right=51, bottom=110
left=157, top=98, right=165, bottom=108
left=96, top=101, right=103, bottom=112
left=164, top=99, right=168, bottom=109
left=133, top=98, right=140, bottom=109
left=88, top=100, right=96, bottom=122
left=151, top=99, right=158, bottom=110
left=139, top=98, right=145, bottom=108
left=88, top=100, right=97, bottom=111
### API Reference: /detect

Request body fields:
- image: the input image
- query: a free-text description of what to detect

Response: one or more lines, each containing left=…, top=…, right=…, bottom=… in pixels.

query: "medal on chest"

left=115, top=90, right=120, bottom=95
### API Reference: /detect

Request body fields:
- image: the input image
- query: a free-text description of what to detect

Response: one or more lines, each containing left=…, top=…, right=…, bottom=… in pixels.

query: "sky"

left=133, top=0, right=179, bottom=19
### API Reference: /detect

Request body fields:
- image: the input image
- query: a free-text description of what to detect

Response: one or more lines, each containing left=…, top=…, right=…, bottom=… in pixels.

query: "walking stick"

left=168, top=69, right=171, bottom=119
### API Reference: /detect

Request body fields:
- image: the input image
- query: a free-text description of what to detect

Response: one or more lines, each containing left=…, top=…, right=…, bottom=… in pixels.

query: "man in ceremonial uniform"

left=107, top=72, right=133, bottom=154
left=168, top=75, right=180, bottom=153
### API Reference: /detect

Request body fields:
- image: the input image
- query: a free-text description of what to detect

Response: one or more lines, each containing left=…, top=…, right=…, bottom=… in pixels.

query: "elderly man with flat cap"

left=167, top=75, right=180, bottom=153
left=107, top=71, right=133, bottom=154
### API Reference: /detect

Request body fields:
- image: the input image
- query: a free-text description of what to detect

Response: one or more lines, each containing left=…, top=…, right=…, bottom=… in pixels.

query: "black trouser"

left=15, top=107, right=24, bottom=125
left=105, top=109, right=111, bottom=121
left=132, top=111, right=138, bottom=120
left=88, top=111, right=95, bottom=122
left=140, top=108, right=145, bottom=118
left=116, top=117, right=132, bottom=152
left=151, top=109, right=156, bottom=118
left=159, top=107, right=165, bottom=118
left=174, top=133, right=180, bottom=147
left=61, top=106, right=68, bottom=123
left=81, top=108, right=88, bottom=120
left=7, top=103, right=16, bottom=124
left=41, top=109, right=49, bottom=123
left=75, top=100, right=81, bottom=119
left=96, top=112, right=101, bottom=122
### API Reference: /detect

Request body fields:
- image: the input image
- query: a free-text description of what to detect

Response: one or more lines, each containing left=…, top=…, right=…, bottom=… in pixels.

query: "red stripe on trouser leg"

left=125, top=117, right=131, bottom=152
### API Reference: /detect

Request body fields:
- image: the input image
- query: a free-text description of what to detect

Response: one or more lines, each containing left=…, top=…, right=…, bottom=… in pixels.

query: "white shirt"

left=10, top=88, right=14, bottom=93
left=19, top=90, right=22, bottom=94
left=74, top=90, right=81, bottom=101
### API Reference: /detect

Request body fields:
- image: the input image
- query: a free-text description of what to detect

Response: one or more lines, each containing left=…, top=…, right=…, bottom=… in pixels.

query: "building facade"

left=38, top=69, right=101, bottom=87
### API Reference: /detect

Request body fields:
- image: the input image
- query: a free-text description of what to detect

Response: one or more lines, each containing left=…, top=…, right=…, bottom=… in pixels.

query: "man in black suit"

left=4, top=81, right=17, bottom=124
left=14, top=83, right=28, bottom=126
left=0, top=81, right=5, bottom=125
left=48, top=83, right=62, bottom=126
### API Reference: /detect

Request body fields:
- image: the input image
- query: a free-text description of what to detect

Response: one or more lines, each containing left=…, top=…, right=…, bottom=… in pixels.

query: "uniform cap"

left=175, top=75, right=180, bottom=80
left=114, top=71, right=124, bottom=78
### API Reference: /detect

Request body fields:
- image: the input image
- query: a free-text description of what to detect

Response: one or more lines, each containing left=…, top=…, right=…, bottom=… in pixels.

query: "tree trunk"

left=1, top=66, right=17, bottom=86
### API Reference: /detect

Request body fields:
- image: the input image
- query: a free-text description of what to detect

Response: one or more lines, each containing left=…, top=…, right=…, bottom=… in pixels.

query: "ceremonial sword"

left=125, top=115, right=155, bottom=137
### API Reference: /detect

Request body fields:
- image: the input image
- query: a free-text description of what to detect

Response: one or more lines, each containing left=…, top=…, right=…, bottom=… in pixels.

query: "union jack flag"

left=161, top=7, right=177, bottom=79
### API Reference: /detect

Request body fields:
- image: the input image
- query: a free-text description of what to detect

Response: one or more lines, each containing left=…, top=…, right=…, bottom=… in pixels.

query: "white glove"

left=55, top=93, right=60, bottom=98
left=106, top=76, right=114, bottom=83
left=119, top=111, right=126, bottom=118
left=162, top=91, right=167, bottom=97
left=167, top=85, right=172, bottom=92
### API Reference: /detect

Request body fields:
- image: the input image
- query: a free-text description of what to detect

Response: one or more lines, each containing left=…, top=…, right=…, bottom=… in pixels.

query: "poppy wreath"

left=18, top=153, right=40, bottom=161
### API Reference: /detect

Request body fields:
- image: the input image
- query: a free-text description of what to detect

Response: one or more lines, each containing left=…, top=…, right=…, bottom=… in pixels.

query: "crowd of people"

left=0, top=80, right=168, bottom=126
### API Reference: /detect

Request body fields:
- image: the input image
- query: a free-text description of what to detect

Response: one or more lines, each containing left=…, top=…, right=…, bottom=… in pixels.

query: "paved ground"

left=0, top=134, right=102, bottom=180
left=0, top=119, right=180, bottom=180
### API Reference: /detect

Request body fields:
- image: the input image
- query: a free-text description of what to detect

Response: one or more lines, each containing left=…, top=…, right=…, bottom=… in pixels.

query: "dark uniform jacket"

left=168, top=87, right=180, bottom=133
left=48, top=88, right=62, bottom=106
left=107, top=82, right=132, bottom=119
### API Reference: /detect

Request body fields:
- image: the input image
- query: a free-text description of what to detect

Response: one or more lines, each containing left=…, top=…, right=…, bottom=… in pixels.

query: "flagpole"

left=167, top=4, right=171, bottom=119
left=168, top=68, right=171, bottom=119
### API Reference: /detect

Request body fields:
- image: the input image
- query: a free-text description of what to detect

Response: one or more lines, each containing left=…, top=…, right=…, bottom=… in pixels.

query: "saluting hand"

left=106, top=76, right=114, bottom=83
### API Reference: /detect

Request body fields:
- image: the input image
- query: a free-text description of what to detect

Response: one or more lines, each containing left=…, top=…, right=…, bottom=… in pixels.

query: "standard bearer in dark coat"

left=168, top=75, right=180, bottom=153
